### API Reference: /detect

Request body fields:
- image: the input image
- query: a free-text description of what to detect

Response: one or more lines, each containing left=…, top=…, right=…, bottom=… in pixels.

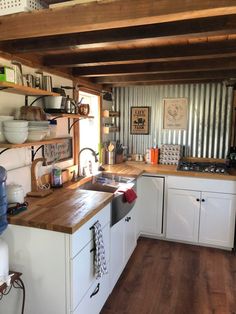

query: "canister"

left=7, top=184, right=24, bottom=204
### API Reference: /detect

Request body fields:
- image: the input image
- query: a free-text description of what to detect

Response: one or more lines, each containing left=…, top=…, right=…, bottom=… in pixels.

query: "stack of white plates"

left=28, top=121, right=50, bottom=141
left=3, top=120, right=28, bottom=144
left=0, top=116, right=14, bottom=143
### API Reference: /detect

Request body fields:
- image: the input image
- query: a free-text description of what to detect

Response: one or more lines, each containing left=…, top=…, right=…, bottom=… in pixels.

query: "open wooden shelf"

left=102, top=110, right=120, bottom=118
left=0, top=82, right=59, bottom=96
left=103, top=126, right=119, bottom=134
left=0, top=137, right=67, bottom=149
left=55, top=113, right=94, bottom=119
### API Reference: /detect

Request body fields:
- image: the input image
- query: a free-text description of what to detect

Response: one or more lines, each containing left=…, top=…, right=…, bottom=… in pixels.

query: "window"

left=78, top=91, right=100, bottom=175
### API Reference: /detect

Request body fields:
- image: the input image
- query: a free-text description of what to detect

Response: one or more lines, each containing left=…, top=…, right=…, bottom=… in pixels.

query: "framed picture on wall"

left=43, top=137, right=73, bottom=164
left=130, top=106, right=150, bottom=134
left=163, top=98, right=188, bottom=129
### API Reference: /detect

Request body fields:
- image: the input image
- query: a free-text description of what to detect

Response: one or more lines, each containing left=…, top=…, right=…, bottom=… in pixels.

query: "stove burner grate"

left=177, top=161, right=229, bottom=174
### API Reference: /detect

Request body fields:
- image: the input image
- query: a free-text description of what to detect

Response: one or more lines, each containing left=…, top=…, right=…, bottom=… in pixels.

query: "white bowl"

left=0, top=131, right=5, bottom=143
left=4, top=126, right=28, bottom=132
left=27, top=130, right=47, bottom=141
left=3, top=120, right=28, bottom=128
left=0, top=116, right=14, bottom=142
left=28, top=121, right=49, bottom=127
left=0, top=116, right=14, bottom=122
left=4, top=131, right=28, bottom=144
left=28, top=126, right=49, bottom=131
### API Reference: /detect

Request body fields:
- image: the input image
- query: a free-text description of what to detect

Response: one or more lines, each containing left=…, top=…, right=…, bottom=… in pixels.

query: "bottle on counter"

left=51, top=165, right=63, bottom=188
left=154, top=147, right=159, bottom=164
left=145, top=148, right=151, bottom=163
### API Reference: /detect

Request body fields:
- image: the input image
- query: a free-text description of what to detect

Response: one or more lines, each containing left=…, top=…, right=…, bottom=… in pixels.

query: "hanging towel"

left=93, top=221, right=108, bottom=279
left=118, top=188, right=137, bottom=203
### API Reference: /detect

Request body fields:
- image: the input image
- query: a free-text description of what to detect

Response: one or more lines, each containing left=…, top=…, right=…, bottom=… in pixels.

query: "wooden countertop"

left=8, top=161, right=235, bottom=235
left=8, top=181, right=113, bottom=234
left=104, top=162, right=236, bottom=181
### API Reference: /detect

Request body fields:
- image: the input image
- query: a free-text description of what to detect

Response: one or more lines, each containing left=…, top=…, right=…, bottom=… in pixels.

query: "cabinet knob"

left=201, top=199, right=205, bottom=202
left=196, top=198, right=200, bottom=202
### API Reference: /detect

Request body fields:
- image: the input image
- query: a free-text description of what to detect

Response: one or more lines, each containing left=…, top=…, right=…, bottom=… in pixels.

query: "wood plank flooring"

left=101, top=238, right=236, bottom=314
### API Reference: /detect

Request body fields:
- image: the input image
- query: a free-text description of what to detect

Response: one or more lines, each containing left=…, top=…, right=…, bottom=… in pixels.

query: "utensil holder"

left=115, top=153, right=124, bottom=164
left=106, top=151, right=115, bottom=165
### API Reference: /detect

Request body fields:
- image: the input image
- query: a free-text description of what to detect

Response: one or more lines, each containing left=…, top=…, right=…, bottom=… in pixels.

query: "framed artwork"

left=130, top=106, right=150, bottom=134
left=43, top=137, right=73, bottom=164
left=163, top=98, right=188, bottom=130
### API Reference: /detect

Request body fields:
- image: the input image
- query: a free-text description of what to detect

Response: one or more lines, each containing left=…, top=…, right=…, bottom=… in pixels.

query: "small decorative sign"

left=130, top=106, right=150, bottom=134
left=43, top=137, right=73, bottom=164
left=163, top=98, right=188, bottom=130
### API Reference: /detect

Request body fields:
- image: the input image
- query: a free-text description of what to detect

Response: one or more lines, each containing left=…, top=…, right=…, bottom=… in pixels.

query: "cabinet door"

left=199, top=192, right=236, bottom=248
left=166, top=189, right=200, bottom=243
left=124, top=208, right=137, bottom=265
left=110, top=218, right=125, bottom=291
left=138, top=176, right=164, bottom=235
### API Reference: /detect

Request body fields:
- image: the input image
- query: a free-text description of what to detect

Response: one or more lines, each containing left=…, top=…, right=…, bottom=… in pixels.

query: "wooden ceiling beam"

left=1, top=15, right=236, bottom=53
left=93, top=70, right=236, bottom=84
left=110, top=79, right=222, bottom=87
left=1, top=0, right=236, bottom=41
left=73, top=57, right=236, bottom=77
left=44, top=40, right=236, bottom=66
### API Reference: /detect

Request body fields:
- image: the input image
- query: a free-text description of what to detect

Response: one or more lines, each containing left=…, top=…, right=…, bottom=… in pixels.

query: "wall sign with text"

left=130, top=106, right=150, bottom=134
left=43, top=137, right=73, bottom=164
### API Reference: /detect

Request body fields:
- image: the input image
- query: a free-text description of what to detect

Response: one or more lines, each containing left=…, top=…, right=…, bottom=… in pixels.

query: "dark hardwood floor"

left=101, top=238, right=236, bottom=314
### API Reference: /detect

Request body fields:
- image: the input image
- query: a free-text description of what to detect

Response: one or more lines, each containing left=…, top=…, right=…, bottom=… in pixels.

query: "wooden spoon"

left=108, top=142, right=115, bottom=152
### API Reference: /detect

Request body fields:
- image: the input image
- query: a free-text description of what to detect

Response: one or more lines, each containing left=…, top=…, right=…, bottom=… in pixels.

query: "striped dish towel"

left=93, top=221, right=108, bottom=279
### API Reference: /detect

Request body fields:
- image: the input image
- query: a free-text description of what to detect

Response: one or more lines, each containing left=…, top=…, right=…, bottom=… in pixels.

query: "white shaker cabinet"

left=166, top=176, right=236, bottom=249
left=199, top=192, right=236, bottom=248
left=1, top=203, right=111, bottom=314
left=137, top=175, right=164, bottom=237
left=110, top=207, right=137, bottom=292
left=166, top=189, right=200, bottom=243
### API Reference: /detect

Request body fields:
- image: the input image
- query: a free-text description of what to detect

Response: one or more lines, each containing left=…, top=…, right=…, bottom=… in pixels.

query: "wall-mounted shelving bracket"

left=31, top=145, right=45, bottom=161
left=0, top=148, right=10, bottom=155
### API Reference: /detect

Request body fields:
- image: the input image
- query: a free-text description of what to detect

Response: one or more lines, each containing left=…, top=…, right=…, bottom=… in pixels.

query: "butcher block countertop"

left=8, top=181, right=113, bottom=234
left=104, top=161, right=236, bottom=181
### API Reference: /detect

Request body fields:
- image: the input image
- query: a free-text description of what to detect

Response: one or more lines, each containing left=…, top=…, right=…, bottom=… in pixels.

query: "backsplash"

left=114, top=83, right=234, bottom=159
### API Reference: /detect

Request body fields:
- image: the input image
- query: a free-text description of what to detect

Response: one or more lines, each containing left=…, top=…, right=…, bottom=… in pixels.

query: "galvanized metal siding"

left=113, top=83, right=233, bottom=158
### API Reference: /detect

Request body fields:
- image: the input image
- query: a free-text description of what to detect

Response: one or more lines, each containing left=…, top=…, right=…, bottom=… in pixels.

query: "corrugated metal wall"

left=113, top=83, right=233, bottom=158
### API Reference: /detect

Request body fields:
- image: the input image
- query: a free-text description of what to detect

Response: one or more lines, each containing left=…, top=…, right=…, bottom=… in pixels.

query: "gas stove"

left=177, top=161, right=229, bottom=174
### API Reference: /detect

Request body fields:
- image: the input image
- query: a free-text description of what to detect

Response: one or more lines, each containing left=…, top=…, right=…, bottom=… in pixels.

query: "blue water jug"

left=0, top=167, right=7, bottom=235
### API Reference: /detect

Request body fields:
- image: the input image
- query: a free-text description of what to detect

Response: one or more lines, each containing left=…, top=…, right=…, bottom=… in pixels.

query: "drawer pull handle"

left=89, top=220, right=99, bottom=230
left=90, top=283, right=100, bottom=298
left=90, top=247, right=95, bottom=253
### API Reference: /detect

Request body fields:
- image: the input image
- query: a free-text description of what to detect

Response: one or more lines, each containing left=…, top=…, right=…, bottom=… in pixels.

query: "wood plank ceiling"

left=1, top=0, right=236, bottom=88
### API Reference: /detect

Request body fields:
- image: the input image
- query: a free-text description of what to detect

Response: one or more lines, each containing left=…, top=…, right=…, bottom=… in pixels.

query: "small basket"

left=0, top=0, right=48, bottom=16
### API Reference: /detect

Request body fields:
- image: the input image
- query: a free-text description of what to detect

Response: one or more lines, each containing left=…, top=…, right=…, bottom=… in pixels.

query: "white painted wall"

left=0, top=57, right=74, bottom=195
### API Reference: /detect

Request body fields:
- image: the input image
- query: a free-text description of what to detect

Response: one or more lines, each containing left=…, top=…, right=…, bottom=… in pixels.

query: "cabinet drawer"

left=70, top=222, right=110, bottom=311
left=70, top=203, right=110, bottom=258
left=167, top=176, right=236, bottom=193
left=73, top=271, right=110, bottom=314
